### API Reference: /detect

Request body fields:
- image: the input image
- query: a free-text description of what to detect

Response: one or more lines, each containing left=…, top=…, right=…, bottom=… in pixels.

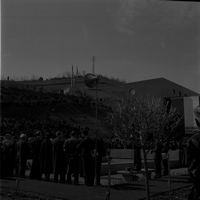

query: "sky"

left=1, top=0, right=200, bottom=93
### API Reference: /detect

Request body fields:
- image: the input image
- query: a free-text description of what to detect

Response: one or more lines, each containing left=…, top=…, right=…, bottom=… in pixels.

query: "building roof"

left=125, top=77, right=199, bottom=99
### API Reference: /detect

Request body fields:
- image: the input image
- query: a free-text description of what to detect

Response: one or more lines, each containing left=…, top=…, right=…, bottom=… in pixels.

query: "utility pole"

left=92, top=56, right=95, bottom=75
left=71, top=65, right=74, bottom=88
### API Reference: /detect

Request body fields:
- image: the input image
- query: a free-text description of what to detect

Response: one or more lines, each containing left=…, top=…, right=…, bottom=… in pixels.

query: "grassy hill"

left=1, top=77, right=125, bottom=137
left=20, top=76, right=125, bottom=100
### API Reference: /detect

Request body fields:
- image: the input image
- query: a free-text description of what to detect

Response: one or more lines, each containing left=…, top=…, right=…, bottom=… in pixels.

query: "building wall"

left=124, top=78, right=199, bottom=99
left=124, top=78, right=200, bottom=137
left=124, top=78, right=164, bottom=99
left=184, top=96, right=200, bottom=135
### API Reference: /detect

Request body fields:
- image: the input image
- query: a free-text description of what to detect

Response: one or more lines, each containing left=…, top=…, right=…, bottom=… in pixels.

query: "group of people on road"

left=0, top=127, right=107, bottom=187
left=1, top=105, right=200, bottom=200
left=63, top=128, right=106, bottom=186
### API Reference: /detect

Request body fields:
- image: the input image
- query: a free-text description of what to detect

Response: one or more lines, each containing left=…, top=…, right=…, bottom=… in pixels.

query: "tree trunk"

left=142, top=148, right=150, bottom=200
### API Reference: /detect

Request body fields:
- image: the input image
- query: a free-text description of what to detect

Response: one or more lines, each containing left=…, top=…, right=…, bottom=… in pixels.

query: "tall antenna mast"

left=92, top=56, right=95, bottom=75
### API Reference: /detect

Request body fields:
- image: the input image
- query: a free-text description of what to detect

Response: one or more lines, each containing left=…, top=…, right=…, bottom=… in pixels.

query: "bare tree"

left=106, top=95, right=183, bottom=200
left=61, top=71, right=71, bottom=78
left=31, top=74, right=38, bottom=81
left=19, top=76, right=29, bottom=81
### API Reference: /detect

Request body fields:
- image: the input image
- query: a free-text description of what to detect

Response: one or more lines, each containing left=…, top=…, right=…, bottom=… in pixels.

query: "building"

left=124, top=77, right=200, bottom=137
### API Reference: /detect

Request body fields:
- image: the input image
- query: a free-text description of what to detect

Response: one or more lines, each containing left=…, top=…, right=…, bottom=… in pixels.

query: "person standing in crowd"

left=162, top=140, right=170, bottom=177
left=1, top=134, right=15, bottom=178
left=187, top=105, right=200, bottom=200
left=0, top=137, right=3, bottom=178
left=131, top=124, right=142, bottom=171
left=16, top=134, right=29, bottom=178
left=96, top=136, right=106, bottom=186
left=63, top=130, right=80, bottom=185
left=52, top=131, right=66, bottom=183
left=133, top=137, right=142, bottom=171
left=39, top=133, right=53, bottom=182
left=76, top=128, right=95, bottom=186
left=152, top=139, right=163, bottom=178
left=29, top=131, right=43, bottom=180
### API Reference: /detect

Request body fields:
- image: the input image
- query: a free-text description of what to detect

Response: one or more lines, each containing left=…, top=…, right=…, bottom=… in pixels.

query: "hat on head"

left=35, top=131, right=41, bottom=137
left=56, top=131, right=61, bottom=137
left=194, top=105, right=200, bottom=123
left=70, top=131, right=77, bottom=137
left=20, top=134, right=26, bottom=140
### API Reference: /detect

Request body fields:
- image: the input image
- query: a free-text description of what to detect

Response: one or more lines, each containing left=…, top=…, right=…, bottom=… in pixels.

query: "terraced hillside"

left=1, top=77, right=125, bottom=137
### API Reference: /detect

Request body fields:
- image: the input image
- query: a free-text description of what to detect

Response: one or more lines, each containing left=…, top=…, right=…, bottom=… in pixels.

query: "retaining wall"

left=101, top=149, right=186, bottom=175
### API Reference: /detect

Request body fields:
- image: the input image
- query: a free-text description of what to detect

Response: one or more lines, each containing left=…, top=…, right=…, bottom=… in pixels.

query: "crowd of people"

left=1, top=103, right=200, bottom=200
left=0, top=126, right=107, bottom=186
left=0, top=121, right=179, bottom=186
left=1, top=85, right=96, bottom=108
left=0, top=117, right=133, bottom=150
left=1, top=86, right=75, bottom=107
left=1, top=117, right=73, bottom=139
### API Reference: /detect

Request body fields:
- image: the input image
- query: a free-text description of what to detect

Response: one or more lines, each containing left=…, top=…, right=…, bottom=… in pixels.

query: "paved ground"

left=0, top=168, right=191, bottom=200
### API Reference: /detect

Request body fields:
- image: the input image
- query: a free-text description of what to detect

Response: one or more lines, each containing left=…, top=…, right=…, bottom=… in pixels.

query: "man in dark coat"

left=96, top=137, right=106, bottom=186
left=95, top=138, right=106, bottom=186
left=63, top=130, right=80, bottom=185
left=131, top=125, right=142, bottom=171
left=152, top=139, right=163, bottom=178
left=187, top=106, right=200, bottom=200
left=39, top=133, right=53, bottom=181
left=162, top=140, right=170, bottom=177
left=52, top=131, right=66, bottom=183
left=16, top=134, right=29, bottom=178
left=133, top=137, right=142, bottom=171
left=76, top=128, right=95, bottom=186
left=29, top=131, right=43, bottom=180
left=1, top=134, right=15, bottom=178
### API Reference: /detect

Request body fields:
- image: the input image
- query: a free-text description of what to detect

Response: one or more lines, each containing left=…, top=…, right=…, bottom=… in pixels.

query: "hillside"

left=1, top=77, right=125, bottom=137
left=21, top=76, right=125, bottom=100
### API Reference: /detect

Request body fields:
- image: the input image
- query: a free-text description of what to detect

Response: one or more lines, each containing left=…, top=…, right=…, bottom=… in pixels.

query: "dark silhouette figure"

left=63, top=130, right=80, bottom=185
left=77, top=129, right=95, bottom=186
left=1, top=134, right=15, bottom=178
left=16, top=134, right=29, bottom=178
left=133, top=138, right=142, bottom=171
left=29, top=131, right=43, bottom=180
left=152, top=140, right=163, bottom=178
left=39, top=133, right=53, bottom=181
left=96, top=137, right=106, bottom=185
left=52, top=131, right=66, bottom=183
left=131, top=124, right=142, bottom=171
left=162, top=141, right=170, bottom=176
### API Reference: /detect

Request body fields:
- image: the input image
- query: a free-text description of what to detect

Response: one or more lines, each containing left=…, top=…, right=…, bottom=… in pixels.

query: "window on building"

left=173, top=89, right=175, bottom=94
left=179, top=92, right=181, bottom=96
